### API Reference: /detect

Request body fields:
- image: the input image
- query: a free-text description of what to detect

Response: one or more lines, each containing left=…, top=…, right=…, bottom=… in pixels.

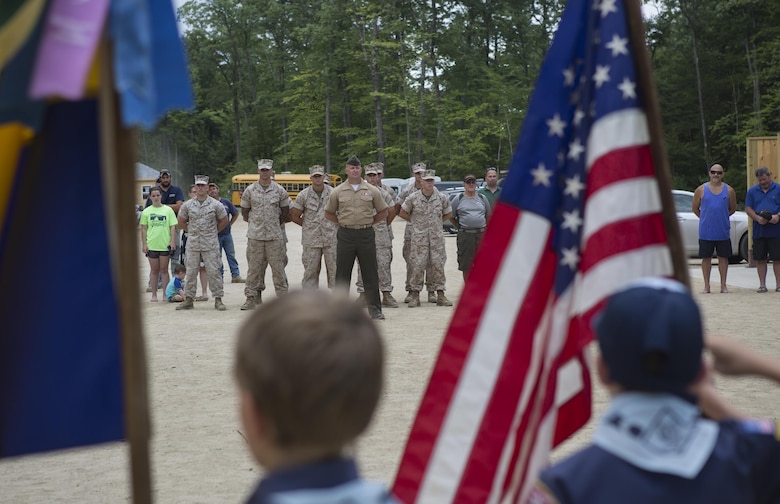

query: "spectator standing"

left=396, top=163, right=435, bottom=304
left=240, top=159, right=290, bottom=310
left=478, top=166, right=501, bottom=213
left=208, top=182, right=245, bottom=284
left=531, top=277, right=780, bottom=504
left=290, top=165, right=338, bottom=289
left=399, top=170, right=453, bottom=308
left=449, top=174, right=490, bottom=281
left=692, top=164, right=736, bottom=294
left=324, top=155, right=389, bottom=320
left=176, top=176, right=228, bottom=311
left=145, top=168, right=185, bottom=268
left=745, top=166, right=780, bottom=292
left=356, top=163, right=399, bottom=308
left=139, top=186, right=177, bottom=302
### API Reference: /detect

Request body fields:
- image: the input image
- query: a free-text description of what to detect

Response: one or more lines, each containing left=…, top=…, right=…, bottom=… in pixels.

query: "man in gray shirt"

left=449, top=174, right=490, bottom=281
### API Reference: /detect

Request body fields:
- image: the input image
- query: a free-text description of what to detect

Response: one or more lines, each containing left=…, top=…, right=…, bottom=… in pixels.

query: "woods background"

left=139, top=0, right=780, bottom=202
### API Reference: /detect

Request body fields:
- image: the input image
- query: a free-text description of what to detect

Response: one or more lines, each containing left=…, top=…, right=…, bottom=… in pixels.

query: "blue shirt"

left=745, top=181, right=780, bottom=239
left=698, top=183, right=731, bottom=241
left=217, top=197, right=238, bottom=237
left=145, top=184, right=185, bottom=214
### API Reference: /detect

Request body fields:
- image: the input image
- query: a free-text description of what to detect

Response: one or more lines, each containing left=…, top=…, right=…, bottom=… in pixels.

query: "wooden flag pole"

left=624, top=0, right=690, bottom=287
left=97, top=38, right=154, bottom=504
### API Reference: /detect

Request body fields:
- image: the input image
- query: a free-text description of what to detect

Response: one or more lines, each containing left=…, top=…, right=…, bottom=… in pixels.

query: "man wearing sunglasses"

left=692, top=164, right=736, bottom=294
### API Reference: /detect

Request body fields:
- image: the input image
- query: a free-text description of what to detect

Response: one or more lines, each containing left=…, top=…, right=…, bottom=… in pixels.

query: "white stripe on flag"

left=581, top=176, right=662, bottom=242
left=586, top=108, right=650, bottom=167
left=417, top=212, right=551, bottom=503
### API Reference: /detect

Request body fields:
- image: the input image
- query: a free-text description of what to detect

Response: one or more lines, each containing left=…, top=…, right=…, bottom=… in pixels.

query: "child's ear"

left=241, top=390, right=269, bottom=447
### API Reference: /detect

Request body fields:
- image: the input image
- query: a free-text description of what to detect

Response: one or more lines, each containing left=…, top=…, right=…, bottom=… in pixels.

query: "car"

left=673, top=189, right=749, bottom=263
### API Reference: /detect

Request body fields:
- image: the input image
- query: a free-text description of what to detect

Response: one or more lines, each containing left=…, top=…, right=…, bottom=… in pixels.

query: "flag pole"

left=624, top=0, right=690, bottom=287
left=97, top=37, right=154, bottom=503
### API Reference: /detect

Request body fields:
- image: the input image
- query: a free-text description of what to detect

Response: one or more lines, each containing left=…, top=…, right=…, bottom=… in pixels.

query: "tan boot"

left=255, top=292, right=263, bottom=305
left=240, top=297, right=256, bottom=310
left=404, top=291, right=413, bottom=303
left=428, top=291, right=437, bottom=303
left=355, top=292, right=367, bottom=306
left=176, top=297, right=194, bottom=310
left=437, top=290, right=453, bottom=306
left=407, top=291, right=421, bottom=308
left=214, top=297, right=227, bottom=311
left=231, top=276, right=245, bottom=283
left=382, top=292, right=399, bottom=308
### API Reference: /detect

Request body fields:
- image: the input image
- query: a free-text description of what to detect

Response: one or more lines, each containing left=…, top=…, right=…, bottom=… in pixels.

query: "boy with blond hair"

left=234, top=290, right=396, bottom=503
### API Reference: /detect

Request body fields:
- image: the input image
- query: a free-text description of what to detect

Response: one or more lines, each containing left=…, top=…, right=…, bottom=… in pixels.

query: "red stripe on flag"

left=586, top=144, right=656, bottom=195
left=580, top=213, right=667, bottom=272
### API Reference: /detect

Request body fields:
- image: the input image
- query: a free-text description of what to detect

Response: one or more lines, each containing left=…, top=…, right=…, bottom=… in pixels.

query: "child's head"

left=234, top=290, right=384, bottom=465
left=595, top=277, right=703, bottom=397
left=173, top=264, right=186, bottom=278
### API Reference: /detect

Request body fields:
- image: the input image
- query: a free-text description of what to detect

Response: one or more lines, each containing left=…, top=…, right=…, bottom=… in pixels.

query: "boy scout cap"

left=309, top=165, right=325, bottom=176
left=257, top=159, right=273, bottom=170
left=421, top=169, right=436, bottom=180
left=346, top=155, right=361, bottom=166
left=595, top=277, right=703, bottom=397
left=412, top=162, right=427, bottom=174
left=194, top=175, right=209, bottom=185
left=364, top=163, right=379, bottom=175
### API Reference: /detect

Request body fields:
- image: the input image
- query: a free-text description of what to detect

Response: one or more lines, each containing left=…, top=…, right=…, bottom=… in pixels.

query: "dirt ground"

left=2, top=219, right=778, bottom=503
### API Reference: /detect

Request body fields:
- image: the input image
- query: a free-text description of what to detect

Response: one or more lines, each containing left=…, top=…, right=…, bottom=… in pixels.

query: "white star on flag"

left=547, top=114, right=567, bottom=137
left=567, top=139, right=585, bottom=161
left=564, top=175, right=586, bottom=198
left=593, top=65, right=610, bottom=88
left=531, top=163, right=554, bottom=186
left=561, top=209, right=583, bottom=232
left=618, top=77, right=637, bottom=99
left=605, top=34, right=629, bottom=56
left=560, top=247, right=580, bottom=269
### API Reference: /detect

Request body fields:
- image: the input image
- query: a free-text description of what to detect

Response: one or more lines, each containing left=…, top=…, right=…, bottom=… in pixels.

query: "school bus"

left=231, top=172, right=342, bottom=205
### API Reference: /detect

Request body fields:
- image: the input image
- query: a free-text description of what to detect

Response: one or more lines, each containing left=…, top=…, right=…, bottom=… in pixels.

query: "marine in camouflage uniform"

left=396, top=163, right=435, bottom=303
left=240, top=159, right=291, bottom=309
left=399, top=170, right=453, bottom=307
left=290, top=165, right=337, bottom=289
left=176, top=176, right=229, bottom=310
left=356, top=163, right=398, bottom=308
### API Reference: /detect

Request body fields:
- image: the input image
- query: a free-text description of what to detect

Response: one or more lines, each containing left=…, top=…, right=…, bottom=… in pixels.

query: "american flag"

left=392, top=0, right=675, bottom=502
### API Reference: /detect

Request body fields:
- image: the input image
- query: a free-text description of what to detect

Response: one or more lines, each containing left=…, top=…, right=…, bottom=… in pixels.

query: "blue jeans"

left=218, top=234, right=241, bottom=278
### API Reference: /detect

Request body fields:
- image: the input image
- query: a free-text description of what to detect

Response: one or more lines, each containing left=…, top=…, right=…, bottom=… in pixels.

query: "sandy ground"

left=2, top=219, right=779, bottom=503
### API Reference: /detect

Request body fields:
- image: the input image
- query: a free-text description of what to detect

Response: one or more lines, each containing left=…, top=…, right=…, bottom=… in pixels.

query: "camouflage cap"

left=374, top=162, right=385, bottom=173
left=364, top=163, right=380, bottom=175
left=421, top=169, right=436, bottom=180
left=412, top=162, right=427, bottom=174
left=257, top=159, right=273, bottom=170
left=309, top=165, right=325, bottom=176
left=194, top=175, right=209, bottom=185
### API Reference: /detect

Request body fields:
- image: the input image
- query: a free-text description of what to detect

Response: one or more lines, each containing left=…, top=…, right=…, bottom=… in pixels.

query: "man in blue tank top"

left=530, top=278, right=780, bottom=504
left=692, top=164, right=736, bottom=293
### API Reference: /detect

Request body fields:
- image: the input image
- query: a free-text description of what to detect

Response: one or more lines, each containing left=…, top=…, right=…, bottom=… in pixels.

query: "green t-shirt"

left=140, top=205, right=177, bottom=251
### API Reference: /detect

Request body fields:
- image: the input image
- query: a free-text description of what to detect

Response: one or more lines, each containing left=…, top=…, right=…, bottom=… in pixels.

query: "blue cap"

left=595, top=278, right=703, bottom=396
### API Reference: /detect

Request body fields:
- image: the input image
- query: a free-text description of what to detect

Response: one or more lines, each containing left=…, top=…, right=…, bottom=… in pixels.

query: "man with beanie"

left=530, top=277, right=780, bottom=504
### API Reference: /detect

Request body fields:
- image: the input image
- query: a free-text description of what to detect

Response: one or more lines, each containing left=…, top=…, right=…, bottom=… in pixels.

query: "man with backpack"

left=449, top=174, right=491, bottom=281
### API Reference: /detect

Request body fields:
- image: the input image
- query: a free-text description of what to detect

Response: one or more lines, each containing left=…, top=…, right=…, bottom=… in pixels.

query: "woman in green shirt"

left=140, top=186, right=177, bottom=302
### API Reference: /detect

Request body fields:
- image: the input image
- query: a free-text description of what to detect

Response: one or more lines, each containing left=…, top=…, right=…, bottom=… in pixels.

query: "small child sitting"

left=165, top=264, right=186, bottom=302
left=233, top=290, right=397, bottom=503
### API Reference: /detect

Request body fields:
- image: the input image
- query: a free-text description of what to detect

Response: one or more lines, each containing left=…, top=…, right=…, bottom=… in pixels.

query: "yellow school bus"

left=231, top=172, right=342, bottom=205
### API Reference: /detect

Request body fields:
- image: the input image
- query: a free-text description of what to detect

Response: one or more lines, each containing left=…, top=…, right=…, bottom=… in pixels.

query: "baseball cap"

left=257, top=159, right=273, bottom=171
left=464, top=174, right=477, bottom=183
left=412, top=162, right=426, bottom=174
left=194, top=175, right=209, bottom=185
left=375, top=162, right=384, bottom=173
left=421, top=169, right=436, bottom=181
left=309, top=165, right=325, bottom=176
left=364, top=163, right=379, bottom=175
left=595, top=277, right=703, bottom=397
left=159, top=169, right=171, bottom=176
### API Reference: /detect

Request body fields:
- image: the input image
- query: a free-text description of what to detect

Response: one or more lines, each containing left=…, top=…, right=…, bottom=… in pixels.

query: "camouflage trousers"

left=357, top=245, right=393, bottom=293
left=183, top=248, right=223, bottom=298
left=403, top=236, right=433, bottom=291
left=245, top=238, right=288, bottom=297
left=408, top=234, right=447, bottom=292
left=301, top=244, right=337, bottom=289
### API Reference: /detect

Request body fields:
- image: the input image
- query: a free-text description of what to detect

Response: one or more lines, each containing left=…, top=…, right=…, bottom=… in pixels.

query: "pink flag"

left=29, top=0, right=110, bottom=100
left=392, top=0, right=674, bottom=501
